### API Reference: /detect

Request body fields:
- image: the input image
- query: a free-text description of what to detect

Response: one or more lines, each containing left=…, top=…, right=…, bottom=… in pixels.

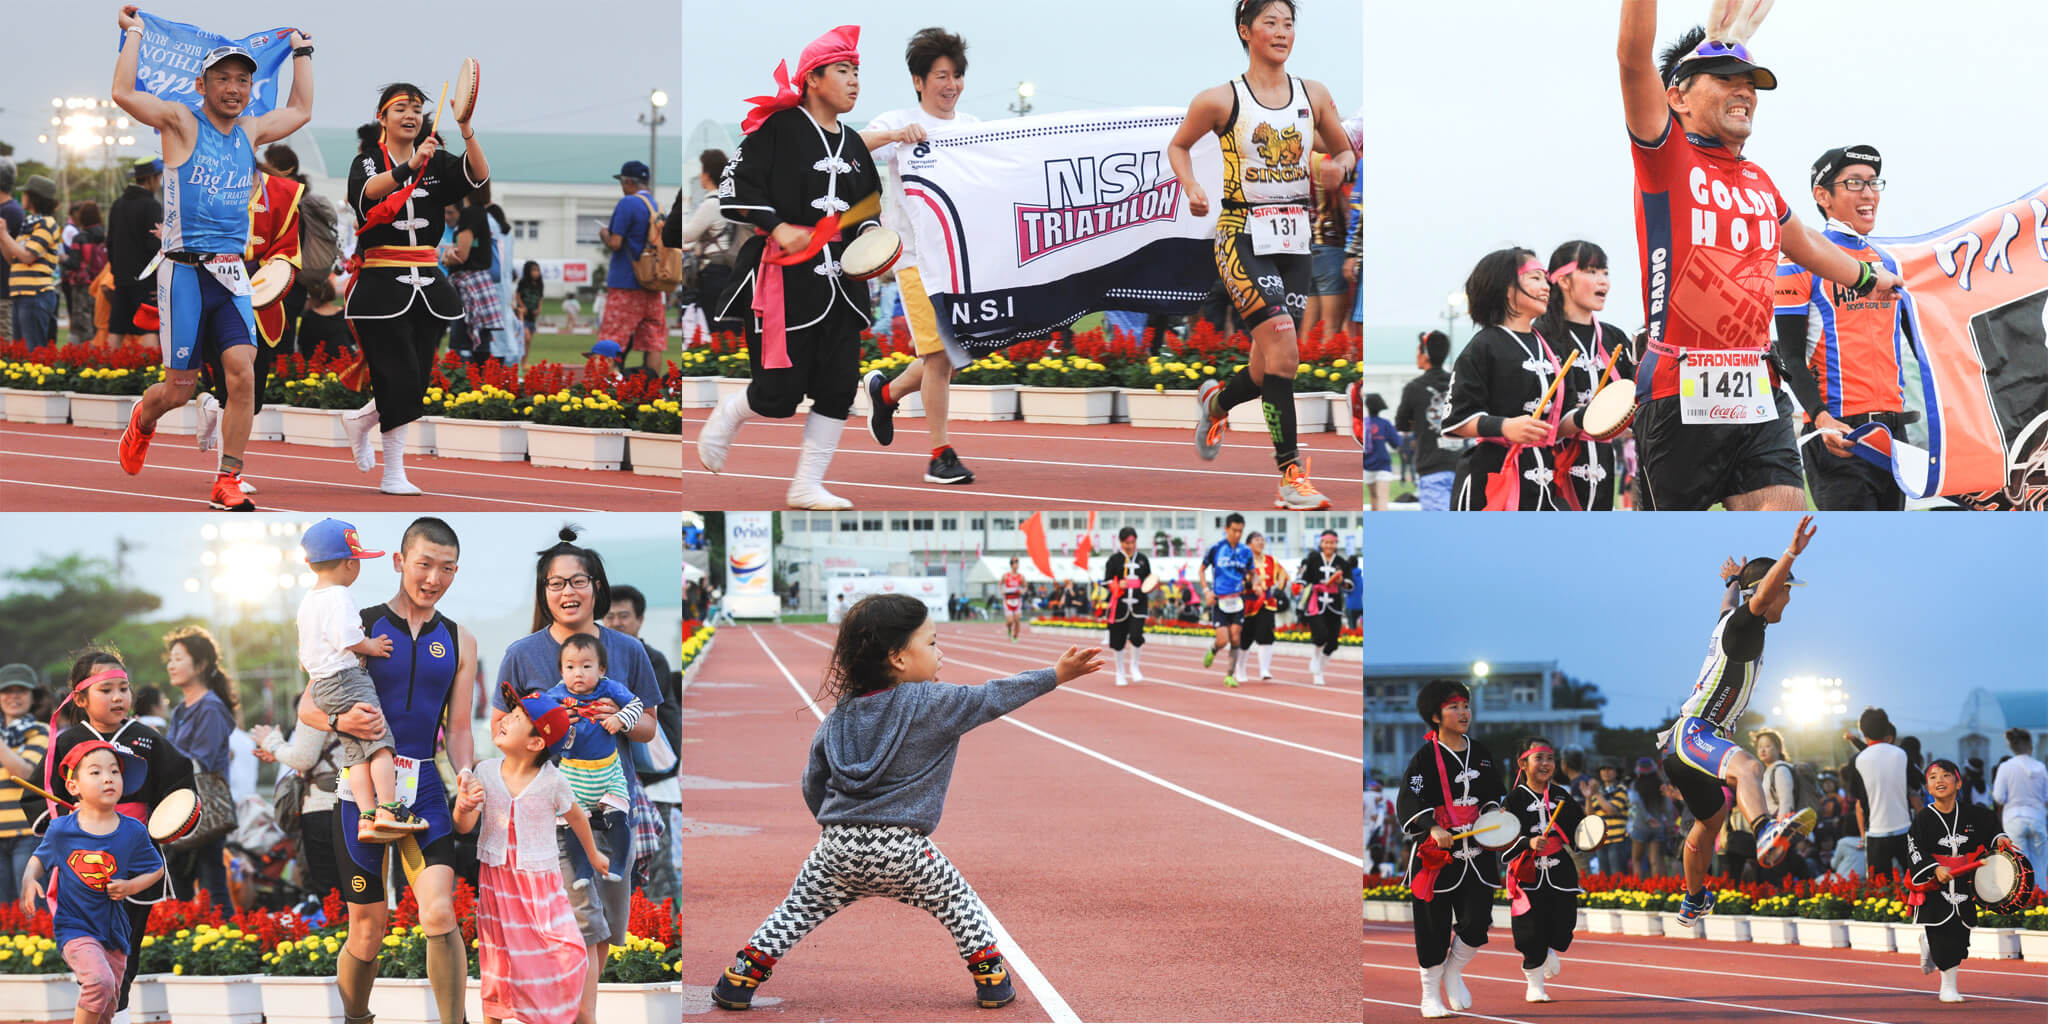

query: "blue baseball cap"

left=132, top=158, right=163, bottom=181
left=302, top=518, right=385, bottom=563
left=614, top=160, right=650, bottom=183
left=584, top=339, right=625, bottom=359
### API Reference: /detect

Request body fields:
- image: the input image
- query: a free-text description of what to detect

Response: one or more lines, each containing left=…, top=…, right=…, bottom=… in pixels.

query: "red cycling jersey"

left=1631, top=113, right=1793, bottom=402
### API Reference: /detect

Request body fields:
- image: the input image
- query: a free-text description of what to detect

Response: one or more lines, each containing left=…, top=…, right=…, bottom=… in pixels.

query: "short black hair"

left=1235, top=0, right=1299, bottom=52
left=2008, top=728, right=2034, bottom=754
left=1657, top=26, right=1708, bottom=89
left=402, top=517, right=460, bottom=556
left=24, top=191, right=56, bottom=216
left=698, top=148, right=727, bottom=182
left=1416, top=678, right=1470, bottom=728
left=1858, top=706, right=1894, bottom=742
left=1419, top=330, right=1450, bottom=369
left=1117, top=526, right=1137, bottom=541
left=610, top=584, right=647, bottom=619
left=1364, top=392, right=1387, bottom=417
left=309, top=557, right=346, bottom=573
left=1225, top=513, right=1246, bottom=528
left=559, top=632, right=608, bottom=671
left=1465, top=247, right=1537, bottom=329
left=905, top=27, right=968, bottom=87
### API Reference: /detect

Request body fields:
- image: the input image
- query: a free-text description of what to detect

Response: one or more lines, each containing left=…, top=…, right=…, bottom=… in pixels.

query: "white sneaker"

left=343, top=403, right=378, bottom=471
left=1523, top=965, right=1550, bottom=1002
left=696, top=391, right=755, bottom=473
left=195, top=393, right=221, bottom=452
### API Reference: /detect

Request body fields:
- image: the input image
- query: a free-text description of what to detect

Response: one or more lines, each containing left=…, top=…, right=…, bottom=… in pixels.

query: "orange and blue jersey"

left=1630, top=113, right=1793, bottom=403
left=1773, top=225, right=1905, bottom=419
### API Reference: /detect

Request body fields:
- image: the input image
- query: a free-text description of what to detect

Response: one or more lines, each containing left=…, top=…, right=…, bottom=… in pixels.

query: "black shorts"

left=1212, top=607, right=1244, bottom=628
left=1214, top=229, right=1310, bottom=331
left=1241, top=608, right=1275, bottom=646
left=1107, top=616, right=1146, bottom=650
left=107, top=282, right=153, bottom=336
left=334, top=801, right=458, bottom=904
left=1661, top=753, right=1730, bottom=822
left=1636, top=389, right=1804, bottom=510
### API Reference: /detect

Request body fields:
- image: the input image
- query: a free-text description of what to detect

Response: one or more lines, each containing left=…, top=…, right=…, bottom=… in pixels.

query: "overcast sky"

left=1365, top=0, right=2048, bottom=330
left=3, top=1, right=681, bottom=165
left=678, top=0, right=1362, bottom=151
left=1363, top=514, right=2045, bottom=734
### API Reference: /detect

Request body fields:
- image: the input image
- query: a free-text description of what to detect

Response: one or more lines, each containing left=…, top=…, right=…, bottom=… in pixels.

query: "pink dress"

left=474, top=759, right=587, bottom=1024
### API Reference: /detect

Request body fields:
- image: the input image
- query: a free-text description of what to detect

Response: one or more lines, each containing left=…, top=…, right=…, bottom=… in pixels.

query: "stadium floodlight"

left=1472, top=661, right=1491, bottom=679
left=1773, top=675, right=1848, bottom=726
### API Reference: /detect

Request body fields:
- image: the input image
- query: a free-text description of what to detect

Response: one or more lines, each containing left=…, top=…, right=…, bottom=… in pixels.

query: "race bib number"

left=1678, top=351, right=1776, bottom=426
left=393, top=755, right=420, bottom=807
left=1218, top=593, right=1244, bottom=614
left=201, top=256, right=251, bottom=297
left=1247, top=204, right=1311, bottom=256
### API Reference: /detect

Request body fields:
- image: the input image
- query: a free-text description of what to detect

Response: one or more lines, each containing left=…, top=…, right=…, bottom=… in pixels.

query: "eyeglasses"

left=545, top=575, right=595, bottom=593
left=1829, top=177, right=1885, bottom=193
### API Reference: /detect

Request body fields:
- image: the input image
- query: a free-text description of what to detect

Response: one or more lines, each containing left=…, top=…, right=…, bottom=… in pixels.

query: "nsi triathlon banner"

left=899, top=107, right=1224, bottom=353
left=1851, top=183, right=2048, bottom=509
left=122, top=13, right=298, bottom=118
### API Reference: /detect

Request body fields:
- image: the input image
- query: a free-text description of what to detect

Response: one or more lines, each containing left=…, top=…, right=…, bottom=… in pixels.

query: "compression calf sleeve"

left=1213, top=367, right=1262, bottom=414
left=425, top=930, right=466, bottom=1024
left=1261, top=374, right=1300, bottom=471
left=337, top=947, right=378, bottom=1021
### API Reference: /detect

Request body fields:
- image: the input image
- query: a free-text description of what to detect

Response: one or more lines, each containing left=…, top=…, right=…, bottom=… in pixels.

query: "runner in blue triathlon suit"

left=1658, top=515, right=1819, bottom=928
left=1198, top=513, right=1255, bottom=688
left=296, top=519, right=476, bottom=1024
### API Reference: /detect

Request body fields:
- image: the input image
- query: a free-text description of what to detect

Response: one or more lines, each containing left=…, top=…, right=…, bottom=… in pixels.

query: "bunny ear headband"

left=1705, top=0, right=1774, bottom=46
left=1674, top=0, right=1779, bottom=90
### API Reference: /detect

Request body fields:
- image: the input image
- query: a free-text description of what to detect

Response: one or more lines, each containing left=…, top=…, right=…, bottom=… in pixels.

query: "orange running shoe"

left=118, top=402, right=154, bottom=475
left=210, top=473, right=255, bottom=511
left=1276, top=461, right=1331, bottom=510
left=1193, top=379, right=1227, bottom=460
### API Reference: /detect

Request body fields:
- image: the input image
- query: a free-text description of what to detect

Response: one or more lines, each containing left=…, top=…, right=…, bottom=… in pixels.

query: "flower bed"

left=679, top=622, right=715, bottom=677
left=1032, top=615, right=1360, bottom=647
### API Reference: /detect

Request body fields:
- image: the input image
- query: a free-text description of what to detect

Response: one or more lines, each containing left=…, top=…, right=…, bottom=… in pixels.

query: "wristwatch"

left=327, top=712, right=340, bottom=731
left=293, top=46, right=314, bottom=58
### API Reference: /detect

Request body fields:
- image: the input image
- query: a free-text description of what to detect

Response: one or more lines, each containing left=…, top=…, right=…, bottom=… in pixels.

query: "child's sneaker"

left=968, top=946, right=1015, bottom=1008
left=712, top=946, right=776, bottom=1010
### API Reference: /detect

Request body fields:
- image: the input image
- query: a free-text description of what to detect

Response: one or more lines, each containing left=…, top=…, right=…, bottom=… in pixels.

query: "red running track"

left=680, top=622, right=1362, bottom=1021
left=1364, top=920, right=2048, bottom=1023
left=678, top=407, right=1363, bottom=510
left=0, top=421, right=677, bottom=511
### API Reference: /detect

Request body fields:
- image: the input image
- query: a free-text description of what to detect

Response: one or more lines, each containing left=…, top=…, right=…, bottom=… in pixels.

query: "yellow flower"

left=382, top=935, right=400, bottom=948
left=172, top=964, right=182, bottom=975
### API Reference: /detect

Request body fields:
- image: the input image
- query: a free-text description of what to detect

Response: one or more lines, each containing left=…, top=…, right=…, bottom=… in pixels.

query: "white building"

left=1366, top=661, right=1605, bottom=782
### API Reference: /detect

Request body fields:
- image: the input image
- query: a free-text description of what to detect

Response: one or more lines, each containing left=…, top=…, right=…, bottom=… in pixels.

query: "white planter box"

left=1616, top=909, right=1658, bottom=935
left=428, top=416, right=528, bottom=462
left=1362, top=900, right=1386, bottom=922
left=0, top=973, right=80, bottom=1023
left=406, top=415, right=436, bottom=456
left=677, top=375, right=721, bottom=408
left=1491, top=903, right=1513, bottom=929
left=946, top=383, right=1018, bottom=422
left=158, top=973, right=264, bottom=1024
left=130, top=973, right=171, bottom=1022
left=249, top=405, right=285, bottom=442
left=1123, top=388, right=1203, bottom=430
left=1748, top=916, right=1800, bottom=944
left=154, top=401, right=201, bottom=435
left=1662, top=914, right=1705, bottom=940
left=714, top=376, right=751, bottom=403
left=278, top=406, right=351, bottom=447
left=1845, top=920, right=1896, bottom=952
left=0, top=388, right=69, bottom=424
left=1969, top=927, right=2020, bottom=960
left=1575, top=908, right=1587, bottom=932
left=1332, top=389, right=1354, bottom=434
left=1793, top=919, right=1848, bottom=948
left=467, top=977, right=483, bottom=1024
left=1702, top=915, right=1752, bottom=943
left=1584, top=908, right=1623, bottom=934
left=1017, top=385, right=1119, bottom=425
left=1383, top=902, right=1414, bottom=923
left=66, top=392, right=139, bottom=431
left=1294, top=391, right=1333, bottom=433
left=527, top=423, right=628, bottom=471
left=597, top=981, right=682, bottom=1024
left=2016, top=929, right=2048, bottom=962
left=258, top=975, right=350, bottom=1024
left=366, top=977, right=442, bottom=1024
left=626, top=430, right=684, bottom=477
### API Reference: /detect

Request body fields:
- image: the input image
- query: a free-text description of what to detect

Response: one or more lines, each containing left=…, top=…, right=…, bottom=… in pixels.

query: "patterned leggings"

left=747, top=824, right=997, bottom=959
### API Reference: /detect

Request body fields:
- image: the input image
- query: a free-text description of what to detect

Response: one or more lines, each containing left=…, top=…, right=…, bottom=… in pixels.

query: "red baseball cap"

left=59, top=740, right=149, bottom=796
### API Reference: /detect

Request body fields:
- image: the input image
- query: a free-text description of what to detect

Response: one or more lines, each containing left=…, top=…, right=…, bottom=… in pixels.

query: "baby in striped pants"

left=542, top=633, right=641, bottom=889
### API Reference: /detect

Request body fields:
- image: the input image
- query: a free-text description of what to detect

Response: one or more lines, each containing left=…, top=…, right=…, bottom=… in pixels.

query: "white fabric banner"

left=902, top=107, right=1224, bottom=352
left=825, top=577, right=951, bottom=625
left=723, top=512, right=778, bottom=619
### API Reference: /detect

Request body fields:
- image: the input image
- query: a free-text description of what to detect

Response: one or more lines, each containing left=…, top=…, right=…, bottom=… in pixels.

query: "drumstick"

left=0, top=770, right=73, bottom=811
left=1529, top=350, right=1580, bottom=422
left=1595, top=340, right=1624, bottom=390
left=430, top=80, right=450, bottom=138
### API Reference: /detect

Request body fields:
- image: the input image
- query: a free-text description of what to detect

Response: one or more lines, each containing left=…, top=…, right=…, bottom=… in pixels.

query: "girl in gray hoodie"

left=711, top=594, right=1103, bottom=1012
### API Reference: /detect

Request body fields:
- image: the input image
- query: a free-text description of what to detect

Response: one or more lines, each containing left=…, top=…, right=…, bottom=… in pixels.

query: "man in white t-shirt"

left=859, top=27, right=981, bottom=487
left=1851, top=707, right=1911, bottom=880
left=1992, top=727, right=2048, bottom=875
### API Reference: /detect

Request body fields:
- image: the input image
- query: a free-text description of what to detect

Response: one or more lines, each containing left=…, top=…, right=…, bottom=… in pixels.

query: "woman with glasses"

left=1443, top=247, right=1581, bottom=511
left=493, top=526, right=664, bottom=1023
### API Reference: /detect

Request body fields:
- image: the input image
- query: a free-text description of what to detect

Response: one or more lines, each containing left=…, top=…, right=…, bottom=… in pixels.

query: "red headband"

left=1547, top=261, right=1578, bottom=283
left=1519, top=745, right=1555, bottom=762
left=71, top=667, right=128, bottom=694
left=741, top=25, right=861, bottom=135
left=1519, top=259, right=1545, bottom=277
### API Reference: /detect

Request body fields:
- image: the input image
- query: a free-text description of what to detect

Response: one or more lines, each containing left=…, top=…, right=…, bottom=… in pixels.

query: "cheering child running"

left=711, top=594, right=1104, bottom=1012
left=454, top=685, right=608, bottom=1024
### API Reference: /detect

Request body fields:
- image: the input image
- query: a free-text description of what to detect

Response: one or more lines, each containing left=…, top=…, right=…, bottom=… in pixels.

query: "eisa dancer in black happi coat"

left=1499, top=736, right=1587, bottom=1004
left=1395, top=680, right=1505, bottom=1018
left=696, top=25, right=885, bottom=510
left=1906, top=759, right=2022, bottom=1004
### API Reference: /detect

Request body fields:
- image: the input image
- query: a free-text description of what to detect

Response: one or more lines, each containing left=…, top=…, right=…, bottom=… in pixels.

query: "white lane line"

left=0, top=477, right=314, bottom=510
left=934, top=634, right=1361, bottom=720
left=1361, top=997, right=1538, bottom=1024
left=1005, top=630, right=1365, bottom=693
left=717, top=440, right=1283, bottom=480
left=781, top=630, right=1357, bottom=764
left=1361, top=937, right=2048, bottom=1006
left=687, top=413, right=1344, bottom=451
left=746, top=629, right=1081, bottom=1024
left=958, top=630, right=1365, bottom=701
left=1364, top=924, right=2048, bottom=980
left=673, top=468, right=1222, bottom=510
left=1361, top=961, right=1903, bottom=1024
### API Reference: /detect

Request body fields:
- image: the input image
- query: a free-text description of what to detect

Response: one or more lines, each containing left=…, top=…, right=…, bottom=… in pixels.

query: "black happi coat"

left=1396, top=736, right=1507, bottom=893
left=714, top=106, right=882, bottom=333
left=1295, top=551, right=1355, bottom=617
left=1906, top=800, right=2008, bottom=927
left=345, top=146, right=481, bottom=321
left=1553, top=319, right=1636, bottom=511
left=1445, top=326, right=1569, bottom=511
left=1103, top=551, right=1152, bottom=622
left=1502, top=781, right=1587, bottom=893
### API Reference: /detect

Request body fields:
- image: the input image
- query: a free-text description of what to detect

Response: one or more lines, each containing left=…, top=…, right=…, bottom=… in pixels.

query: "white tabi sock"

left=380, top=425, right=421, bottom=495
left=786, top=412, right=851, bottom=510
